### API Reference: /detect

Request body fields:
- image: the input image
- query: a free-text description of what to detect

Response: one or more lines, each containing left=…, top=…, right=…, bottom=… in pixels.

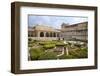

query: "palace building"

left=28, top=24, right=60, bottom=41
left=28, top=22, right=88, bottom=41
left=60, top=22, right=88, bottom=42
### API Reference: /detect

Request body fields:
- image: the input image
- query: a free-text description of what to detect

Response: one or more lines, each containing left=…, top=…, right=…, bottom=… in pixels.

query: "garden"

left=28, top=38, right=88, bottom=60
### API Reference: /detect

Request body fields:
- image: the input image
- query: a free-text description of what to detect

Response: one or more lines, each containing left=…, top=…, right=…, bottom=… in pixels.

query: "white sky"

left=28, top=15, right=88, bottom=29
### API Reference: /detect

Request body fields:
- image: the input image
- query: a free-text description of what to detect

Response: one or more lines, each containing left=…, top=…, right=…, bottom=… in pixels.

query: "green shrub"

left=28, top=42, right=36, bottom=47
left=38, top=51, right=57, bottom=60
left=28, top=44, right=33, bottom=47
left=79, top=47, right=88, bottom=58
left=28, top=38, right=32, bottom=42
left=67, top=42, right=71, bottom=45
left=39, top=42, right=46, bottom=45
left=59, top=54, right=75, bottom=59
left=39, top=41, right=56, bottom=45
left=74, top=43, right=81, bottom=47
left=28, top=41, right=34, bottom=44
left=29, top=48, right=44, bottom=60
left=43, top=44, right=55, bottom=49
left=56, top=42, right=65, bottom=46
left=69, top=47, right=88, bottom=58
left=81, top=47, right=87, bottom=51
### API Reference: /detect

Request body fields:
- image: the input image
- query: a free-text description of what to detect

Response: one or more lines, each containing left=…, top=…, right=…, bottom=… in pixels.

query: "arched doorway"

left=46, top=32, right=49, bottom=37
left=40, top=32, right=44, bottom=37
left=50, top=32, right=52, bottom=37
left=57, top=33, right=59, bottom=37
left=54, top=32, right=56, bottom=37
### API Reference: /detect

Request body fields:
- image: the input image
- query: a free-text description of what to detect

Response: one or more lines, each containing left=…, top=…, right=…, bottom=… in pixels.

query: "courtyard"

left=28, top=38, right=88, bottom=60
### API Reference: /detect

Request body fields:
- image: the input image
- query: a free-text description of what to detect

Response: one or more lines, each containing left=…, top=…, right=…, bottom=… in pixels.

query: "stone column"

left=48, top=32, right=50, bottom=37
left=37, top=31, right=40, bottom=37
left=39, top=31, right=40, bottom=37
left=56, top=33, right=58, bottom=37
left=44, top=32, right=46, bottom=37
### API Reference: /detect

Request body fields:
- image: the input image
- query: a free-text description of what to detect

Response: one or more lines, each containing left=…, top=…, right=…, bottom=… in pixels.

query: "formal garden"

left=28, top=38, right=88, bottom=60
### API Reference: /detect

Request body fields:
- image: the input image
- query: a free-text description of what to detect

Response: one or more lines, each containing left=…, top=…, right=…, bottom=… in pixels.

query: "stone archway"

left=50, top=32, right=52, bottom=37
left=40, top=32, right=44, bottom=37
left=46, top=32, right=49, bottom=37
left=57, top=33, right=59, bottom=37
left=53, top=32, right=56, bottom=37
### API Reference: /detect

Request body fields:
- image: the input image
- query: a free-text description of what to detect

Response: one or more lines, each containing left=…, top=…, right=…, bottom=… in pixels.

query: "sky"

left=28, top=15, right=88, bottom=29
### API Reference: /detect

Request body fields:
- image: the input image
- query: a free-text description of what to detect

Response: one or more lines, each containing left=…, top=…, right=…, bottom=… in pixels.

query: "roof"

left=62, top=21, right=88, bottom=27
left=28, top=24, right=60, bottom=32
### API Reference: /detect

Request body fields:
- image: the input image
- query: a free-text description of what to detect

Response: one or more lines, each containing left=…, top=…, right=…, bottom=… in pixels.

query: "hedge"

left=43, top=44, right=55, bottom=49
left=29, top=48, right=44, bottom=60
left=38, top=51, right=57, bottom=60
left=69, top=47, right=88, bottom=58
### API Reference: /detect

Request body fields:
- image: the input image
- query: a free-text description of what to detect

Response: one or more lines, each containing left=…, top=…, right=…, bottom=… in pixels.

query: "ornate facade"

left=28, top=22, right=88, bottom=41
left=28, top=24, right=60, bottom=41
left=60, top=22, right=88, bottom=42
